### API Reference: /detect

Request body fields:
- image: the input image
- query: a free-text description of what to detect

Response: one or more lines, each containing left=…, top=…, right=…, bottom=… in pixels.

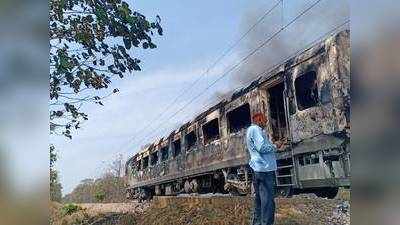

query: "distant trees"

left=63, top=173, right=126, bottom=203
left=107, top=154, right=123, bottom=177
left=94, top=190, right=106, bottom=202
left=63, top=157, right=127, bottom=203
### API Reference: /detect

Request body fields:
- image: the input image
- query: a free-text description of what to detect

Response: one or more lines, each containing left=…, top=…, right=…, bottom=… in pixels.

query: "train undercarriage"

left=127, top=138, right=350, bottom=201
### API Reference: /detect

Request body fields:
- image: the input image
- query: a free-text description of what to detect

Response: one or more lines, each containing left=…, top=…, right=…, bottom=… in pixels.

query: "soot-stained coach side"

left=125, top=30, right=350, bottom=200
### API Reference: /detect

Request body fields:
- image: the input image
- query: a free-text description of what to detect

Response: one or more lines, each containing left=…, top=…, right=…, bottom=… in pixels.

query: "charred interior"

left=136, top=160, right=141, bottom=171
left=142, top=156, right=149, bottom=169
left=161, top=146, right=169, bottom=161
left=295, top=71, right=319, bottom=110
left=268, top=82, right=287, bottom=141
left=172, top=139, right=181, bottom=157
left=227, top=103, right=251, bottom=133
left=299, top=153, right=319, bottom=166
left=202, top=119, right=220, bottom=144
left=150, top=151, right=158, bottom=166
left=185, top=131, right=197, bottom=150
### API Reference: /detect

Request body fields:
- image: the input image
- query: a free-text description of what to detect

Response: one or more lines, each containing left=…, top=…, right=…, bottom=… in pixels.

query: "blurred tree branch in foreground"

left=48, top=0, right=163, bottom=201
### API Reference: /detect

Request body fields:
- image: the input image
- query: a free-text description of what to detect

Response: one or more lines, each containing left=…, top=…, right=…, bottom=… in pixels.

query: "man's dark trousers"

left=252, top=171, right=276, bottom=225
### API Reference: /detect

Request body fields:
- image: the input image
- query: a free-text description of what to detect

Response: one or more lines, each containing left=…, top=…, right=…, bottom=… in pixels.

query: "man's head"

left=252, top=113, right=267, bottom=128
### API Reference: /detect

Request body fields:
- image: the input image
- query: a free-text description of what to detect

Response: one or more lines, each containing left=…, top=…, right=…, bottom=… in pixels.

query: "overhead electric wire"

left=86, top=1, right=283, bottom=176
left=148, top=19, right=350, bottom=147
left=132, top=0, right=325, bottom=148
left=97, top=17, right=349, bottom=178
left=89, top=0, right=348, bottom=179
left=111, top=0, right=282, bottom=154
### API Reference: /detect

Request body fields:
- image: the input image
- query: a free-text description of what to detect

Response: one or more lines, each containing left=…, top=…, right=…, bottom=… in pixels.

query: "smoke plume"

left=230, top=0, right=349, bottom=88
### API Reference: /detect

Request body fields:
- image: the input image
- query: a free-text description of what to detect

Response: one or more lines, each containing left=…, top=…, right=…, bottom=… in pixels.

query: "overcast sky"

left=50, top=0, right=349, bottom=194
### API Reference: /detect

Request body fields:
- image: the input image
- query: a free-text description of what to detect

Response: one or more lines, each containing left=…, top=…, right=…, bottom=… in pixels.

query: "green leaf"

left=149, top=42, right=157, bottom=49
left=95, top=6, right=108, bottom=24
left=123, top=38, right=131, bottom=49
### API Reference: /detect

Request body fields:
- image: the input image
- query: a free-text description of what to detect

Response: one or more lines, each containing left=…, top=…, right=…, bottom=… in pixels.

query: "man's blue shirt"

left=246, top=124, right=277, bottom=172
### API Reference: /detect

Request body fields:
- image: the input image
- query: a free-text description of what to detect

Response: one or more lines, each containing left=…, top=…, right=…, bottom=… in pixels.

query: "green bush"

left=61, top=203, right=81, bottom=216
left=94, top=190, right=106, bottom=202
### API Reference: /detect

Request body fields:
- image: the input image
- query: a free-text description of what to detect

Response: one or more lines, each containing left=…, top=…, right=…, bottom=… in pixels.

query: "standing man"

left=246, top=113, right=277, bottom=225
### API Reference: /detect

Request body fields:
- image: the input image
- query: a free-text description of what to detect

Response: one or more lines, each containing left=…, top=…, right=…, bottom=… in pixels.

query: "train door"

left=259, top=78, right=289, bottom=144
left=267, top=82, right=288, bottom=142
left=259, top=76, right=298, bottom=196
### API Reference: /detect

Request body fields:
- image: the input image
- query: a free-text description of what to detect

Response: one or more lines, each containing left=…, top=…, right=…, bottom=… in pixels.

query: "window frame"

left=226, top=103, right=252, bottom=134
left=202, top=118, right=221, bottom=145
left=185, top=130, right=197, bottom=151
left=294, top=71, right=319, bottom=111
left=150, top=151, right=159, bottom=166
left=136, top=159, right=141, bottom=171
left=142, top=156, right=149, bottom=169
left=299, top=152, right=320, bottom=166
left=160, top=146, right=169, bottom=162
left=172, top=138, right=181, bottom=157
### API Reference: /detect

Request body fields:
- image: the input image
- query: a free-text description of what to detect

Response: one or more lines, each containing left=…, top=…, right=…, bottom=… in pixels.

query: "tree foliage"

left=50, top=145, right=63, bottom=202
left=63, top=173, right=126, bottom=203
left=94, top=190, right=106, bottom=202
left=49, top=0, right=163, bottom=138
left=49, top=0, right=162, bottom=200
left=63, top=156, right=127, bottom=203
left=61, top=203, right=82, bottom=216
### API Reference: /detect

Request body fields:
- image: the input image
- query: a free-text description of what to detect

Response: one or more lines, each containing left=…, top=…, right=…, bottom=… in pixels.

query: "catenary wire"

left=132, top=0, right=326, bottom=149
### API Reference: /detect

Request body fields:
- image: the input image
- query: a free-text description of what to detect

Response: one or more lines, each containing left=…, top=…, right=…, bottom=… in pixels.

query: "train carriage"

left=125, top=30, right=350, bottom=200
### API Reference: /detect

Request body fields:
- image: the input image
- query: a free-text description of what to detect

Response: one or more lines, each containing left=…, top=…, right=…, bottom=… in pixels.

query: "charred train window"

left=142, top=156, right=149, bottom=169
left=268, top=82, right=287, bottom=140
left=227, top=103, right=251, bottom=133
left=172, top=139, right=181, bottom=157
left=295, top=71, right=319, bottom=110
left=150, top=151, right=158, bottom=166
left=185, top=131, right=197, bottom=151
left=299, top=153, right=319, bottom=166
left=202, top=118, right=220, bottom=144
left=161, top=147, right=169, bottom=161
left=136, top=160, right=141, bottom=171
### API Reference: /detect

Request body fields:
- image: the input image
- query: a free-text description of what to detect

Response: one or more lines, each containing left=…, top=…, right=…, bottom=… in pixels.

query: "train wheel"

left=228, top=187, right=241, bottom=196
left=315, top=187, right=339, bottom=199
left=126, top=190, right=131, bottom=200
left=277, top=187, right=293, bottom=198
left=324, top=187, right=339, bottom=199
left=190, top=179, right=199, bottom=193
left=139, top=188, right=152, bottom=201
left=155, top=185, right=161, bottom=196
left=184, top=180, right=191, bottom=193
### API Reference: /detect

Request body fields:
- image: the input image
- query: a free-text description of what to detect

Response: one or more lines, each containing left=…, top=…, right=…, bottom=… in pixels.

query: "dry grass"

left=50, top=201, right=143, bottom=225
left=134, top=196, right=339, bottom=225
left=336, top=188, right=350, bottom=201
left=50, top=202, right=92, bottom=225
left=50, top=194, right=348, bottom=225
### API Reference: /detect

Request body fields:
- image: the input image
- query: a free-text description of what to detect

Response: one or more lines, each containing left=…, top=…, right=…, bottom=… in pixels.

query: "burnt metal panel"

left=126, top=30, right=351, bottom=192
left=287, top=30, right=350, bottom=143
left=292, top=135, right=345, bottom=155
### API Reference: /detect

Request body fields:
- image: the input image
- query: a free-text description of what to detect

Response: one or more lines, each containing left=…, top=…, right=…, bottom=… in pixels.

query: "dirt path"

left=79, top=202, right=149, bottom=215
left=51, top=190, right=350, bottom=225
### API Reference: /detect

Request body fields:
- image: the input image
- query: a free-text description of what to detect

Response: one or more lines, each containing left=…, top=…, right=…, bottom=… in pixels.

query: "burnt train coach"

left=125, top=30, right=350, bottom=200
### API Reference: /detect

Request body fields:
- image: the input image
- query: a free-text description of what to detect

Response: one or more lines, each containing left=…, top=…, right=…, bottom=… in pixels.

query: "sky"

left=48, top=0, right=349, bottom=194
